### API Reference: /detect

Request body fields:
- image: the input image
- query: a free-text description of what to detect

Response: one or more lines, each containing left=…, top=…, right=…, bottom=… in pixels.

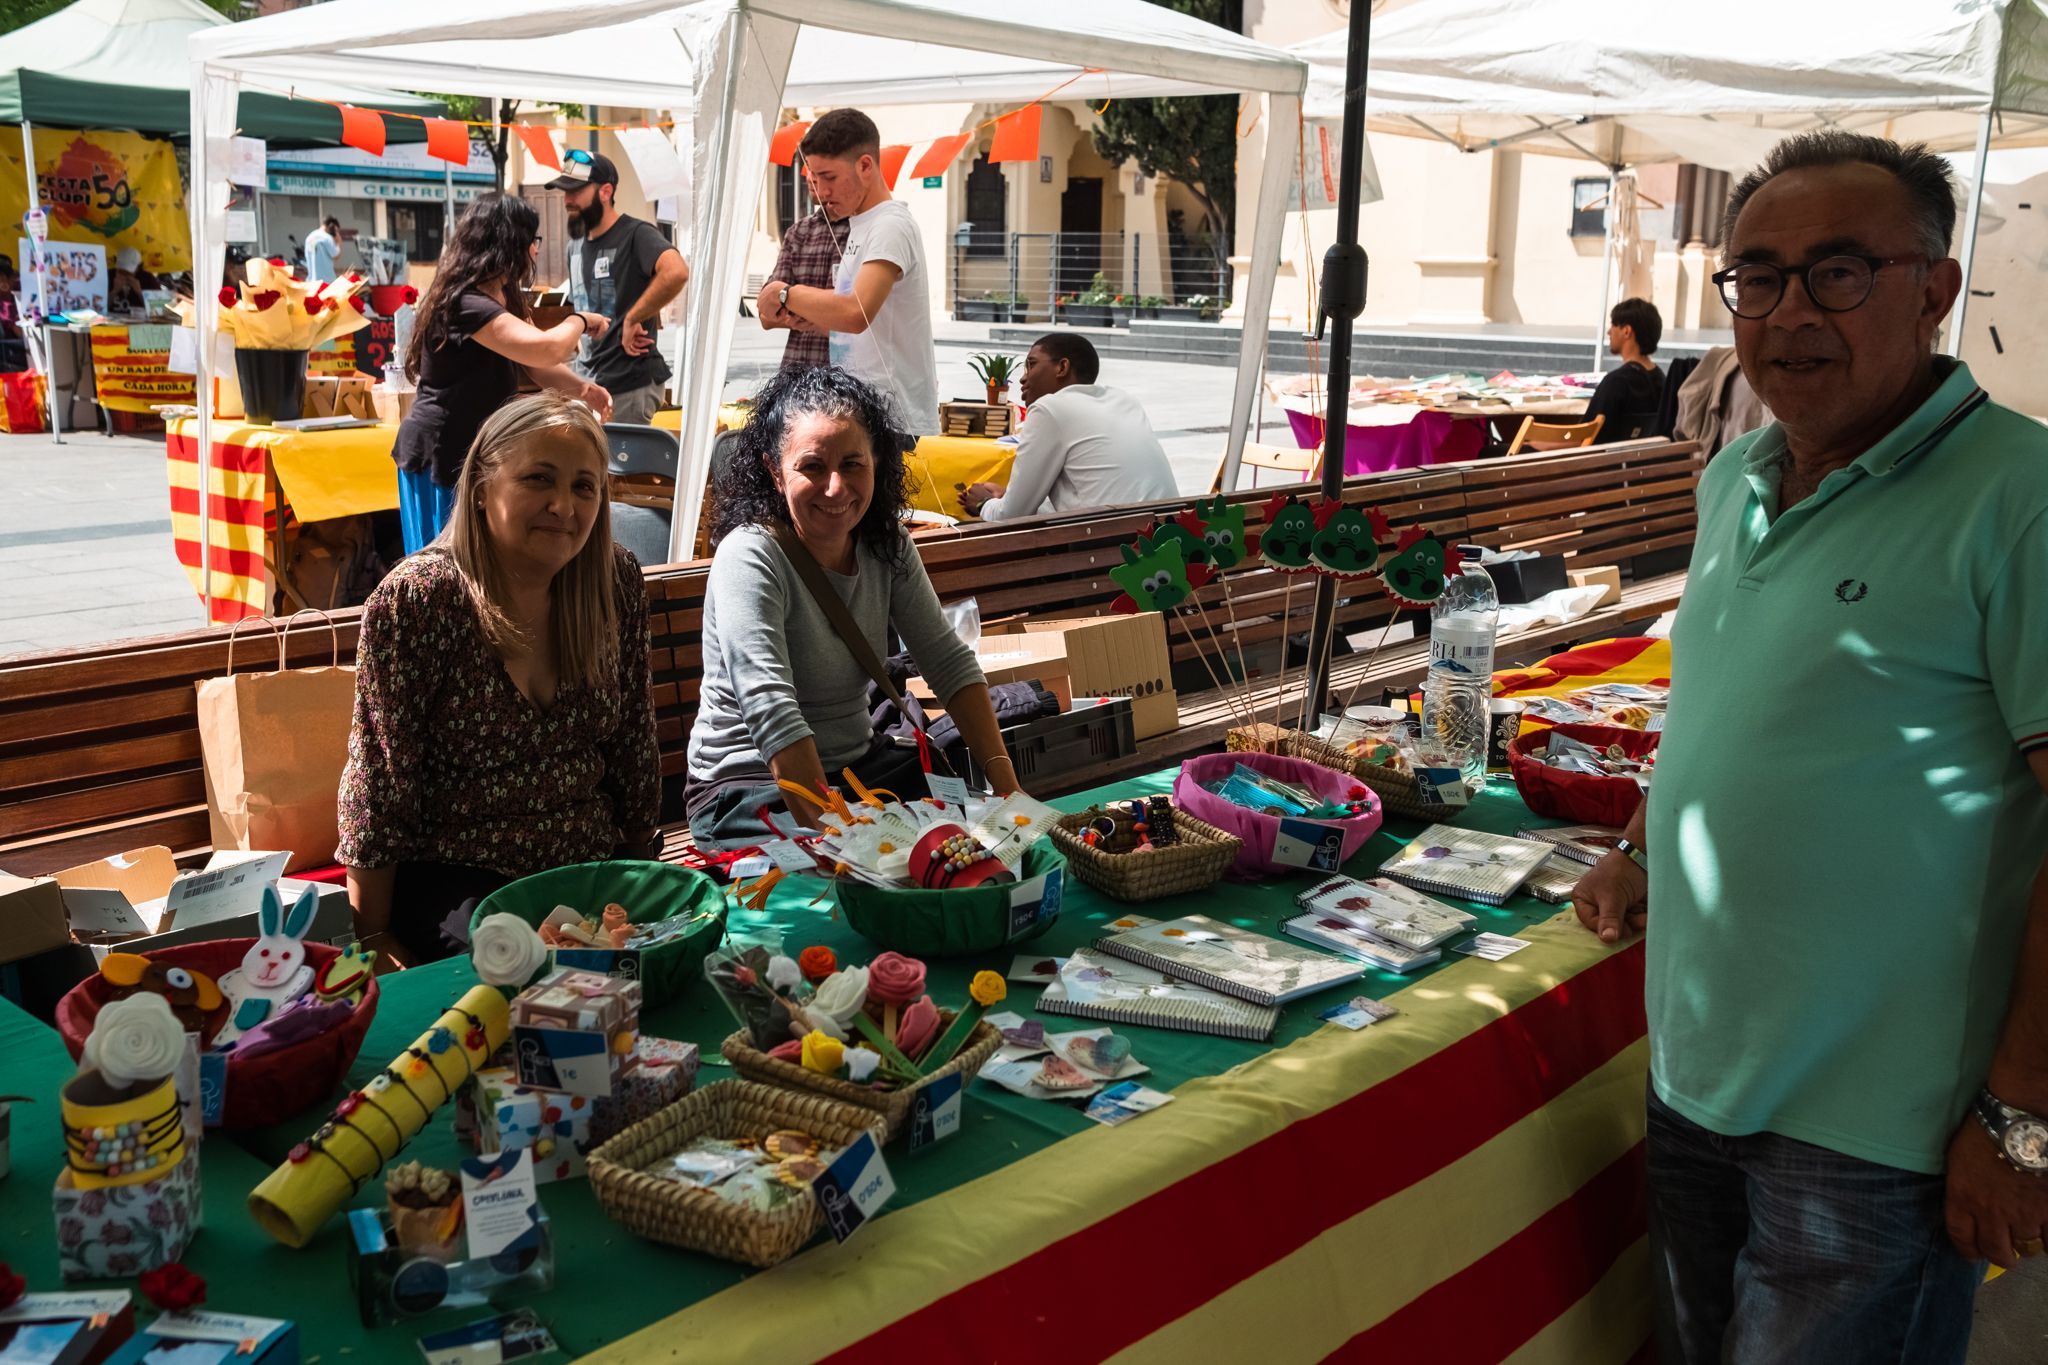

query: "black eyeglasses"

left=1712, top=253, right=1928, bottom=319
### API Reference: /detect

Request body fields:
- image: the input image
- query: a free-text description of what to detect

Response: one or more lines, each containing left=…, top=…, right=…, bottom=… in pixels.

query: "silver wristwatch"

left=778, top=285, right=790, bottom=312
left=1975, top=1089, right=2048, bottom=1174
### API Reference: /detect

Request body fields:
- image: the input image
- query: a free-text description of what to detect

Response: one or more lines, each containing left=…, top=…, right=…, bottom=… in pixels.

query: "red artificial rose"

left=215, top=287, right=237, bottom=309
left=139, top=1262, right=207, bottom=1311
left=303, top=296, right=324, bottom=314
left=267, top=256, right=285, bottom=267
left=349, top=295, right=370, bottom=314
left=249, top=290, right=281, bottom=311
left=402, top=285, right=419, bottom=304
left=0, top=1263, right=23, bottom=1310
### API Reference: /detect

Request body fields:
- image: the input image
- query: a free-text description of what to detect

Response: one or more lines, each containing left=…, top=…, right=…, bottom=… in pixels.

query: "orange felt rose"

left=798, top=946, right=837, bottom=983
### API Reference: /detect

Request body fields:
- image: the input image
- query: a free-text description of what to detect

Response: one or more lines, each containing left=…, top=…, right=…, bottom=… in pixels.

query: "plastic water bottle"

left=1422, top=665, right=1492, bottom=793
left=1430, top=547, right=1500, bottom=680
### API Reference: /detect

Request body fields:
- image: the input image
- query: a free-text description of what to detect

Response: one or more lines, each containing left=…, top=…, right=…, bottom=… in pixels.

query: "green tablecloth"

left=1, top=775, right=1574, bottom=1358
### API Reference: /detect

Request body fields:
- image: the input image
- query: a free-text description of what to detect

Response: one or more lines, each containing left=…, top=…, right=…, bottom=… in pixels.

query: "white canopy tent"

left=1296, top=0, right=2048, bottom=362
left=185, top=0, right=1307, bottom=584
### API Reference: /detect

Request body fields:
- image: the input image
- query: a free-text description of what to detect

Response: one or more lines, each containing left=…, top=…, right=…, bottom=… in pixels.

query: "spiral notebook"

left=1095, top=915, right=1366, bottom=1007
left=1515, top=823, right=1626, bottom=867
left=1282, top=914, right=1440, bottom=974
left=1377, top=826, right=1554, bottom=906
left=1039, top=949, right=1278, bottom=1041
left=1524, top=852, right=1585, bottom=905
left=1294, top=874, right=1476, bottom=950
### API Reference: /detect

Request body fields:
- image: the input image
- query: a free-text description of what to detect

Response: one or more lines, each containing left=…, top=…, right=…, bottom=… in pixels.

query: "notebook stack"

left=1283, top=875, right=1478, bottom=973
left=1523, top=854, right=1587, bottom=905
left=1516, top=823, right=1627, bottom=866
left=1039, top=948, right=1280, bottom=1041
left=1378, top=825, right=1555, bottom=906
left=1095, top=915, right=1367, bottom=1009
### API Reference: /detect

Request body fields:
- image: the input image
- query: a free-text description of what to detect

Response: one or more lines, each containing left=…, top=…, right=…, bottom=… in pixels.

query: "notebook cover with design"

left=1377, top=825, right=1553, bottom=906
left=1095, top=914, right=1366, bottom=1007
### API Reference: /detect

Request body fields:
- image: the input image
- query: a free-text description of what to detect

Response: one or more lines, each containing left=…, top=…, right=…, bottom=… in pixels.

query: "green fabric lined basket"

left=833, top=843, right=1066, bottom=958
left=471, top=860, right=727, bottom=1006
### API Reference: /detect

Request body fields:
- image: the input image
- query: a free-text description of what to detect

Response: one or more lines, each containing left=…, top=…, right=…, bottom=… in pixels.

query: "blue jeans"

left=1647, top=1086, right=1981, bottom=1365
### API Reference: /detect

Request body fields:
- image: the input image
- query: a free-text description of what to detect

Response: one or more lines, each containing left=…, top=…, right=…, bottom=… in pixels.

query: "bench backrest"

left=0, top=439, right=1703, bottom=875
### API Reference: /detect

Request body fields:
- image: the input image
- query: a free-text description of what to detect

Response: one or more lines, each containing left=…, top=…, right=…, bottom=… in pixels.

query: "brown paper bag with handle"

left=197, top=611, right=357, bottom=873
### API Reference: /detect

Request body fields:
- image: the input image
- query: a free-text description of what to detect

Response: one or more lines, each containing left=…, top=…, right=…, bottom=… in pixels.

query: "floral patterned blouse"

left=336, top=544, right=660, bottom=876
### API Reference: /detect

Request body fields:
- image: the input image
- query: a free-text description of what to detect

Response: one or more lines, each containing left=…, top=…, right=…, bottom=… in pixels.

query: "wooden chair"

left=1504, top=413, right=1604, bottom=456
left=1210, top=442, right=1320, bottom=493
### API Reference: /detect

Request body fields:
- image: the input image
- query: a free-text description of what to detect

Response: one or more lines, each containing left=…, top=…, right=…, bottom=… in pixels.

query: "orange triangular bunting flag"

left=879, top=144, right=910, bottom=190
left=516, top=124, right=562, bottom=172
left=910, top=132, right=973, bottom=181
left=770, top=121, right=812, bottom=167
left=338, top=106, right=386, bottom=158
left=424, top=118, right=471, bottom=165
left=988, top=104, right=1042, bottom=164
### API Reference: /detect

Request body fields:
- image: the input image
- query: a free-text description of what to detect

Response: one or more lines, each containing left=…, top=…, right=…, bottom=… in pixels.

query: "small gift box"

left=509, top=970, right=641, bottom=1036
left=588, top=1037, right=698, bottom=1145
left=509, top=970, right=640, bottom=1099
left=53, top=1146, right=203, bottom=1281
left=0, top=1291, right=138, bottom=1364
left=474, top=1067, right=596, bottom=1183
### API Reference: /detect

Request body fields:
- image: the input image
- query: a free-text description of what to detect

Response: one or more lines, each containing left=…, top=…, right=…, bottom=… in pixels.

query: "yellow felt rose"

left=969, top=971, right=1006, bottom=1008
left=800, top=1031, right=846, bottom=1075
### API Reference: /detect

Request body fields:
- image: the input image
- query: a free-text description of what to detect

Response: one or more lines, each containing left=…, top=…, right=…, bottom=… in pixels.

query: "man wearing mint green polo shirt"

left=1572, top=131, right=2048, bottom=1365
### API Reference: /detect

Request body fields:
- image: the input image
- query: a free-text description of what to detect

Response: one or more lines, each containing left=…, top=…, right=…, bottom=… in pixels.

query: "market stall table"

left=1270, top=377, right=1591, bottom=473
left=0, top=778, right=1648, bottom=1362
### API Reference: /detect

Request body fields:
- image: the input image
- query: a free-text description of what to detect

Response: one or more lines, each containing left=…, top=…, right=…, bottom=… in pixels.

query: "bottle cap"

left=1456, top=544, right=1486, bottom=561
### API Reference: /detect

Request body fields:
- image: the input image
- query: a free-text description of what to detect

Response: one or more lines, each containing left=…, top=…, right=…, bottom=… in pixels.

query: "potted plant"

left=967, top=352, right=1018, bottom=406
left=1109, top=293, right=1135, bottom=328
left=954, top=290, right=1026, bottom=323
left=1136, top=294, right=1166, bottom=321
left=1054, top=273, right=1116, bottom=328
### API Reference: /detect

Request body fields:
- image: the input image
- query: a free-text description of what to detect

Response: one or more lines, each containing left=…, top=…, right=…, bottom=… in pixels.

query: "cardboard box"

left=0, top=871, right=72, bottom=965
left=588, top=1036, right=699, bottom=1145
left=44, top=847, right=348, bottom=960
left=910, top=631, right=1072, bottom=713
left=1004, top=615, right=1178, bottom=739
left=0, top=1292, right=138, bottom=1365
left=1568, top=565, right=1622, bottom=608
left=473, top=1066, right=596, bottom=1184
left=53, top=1147, right=203, bottom=1281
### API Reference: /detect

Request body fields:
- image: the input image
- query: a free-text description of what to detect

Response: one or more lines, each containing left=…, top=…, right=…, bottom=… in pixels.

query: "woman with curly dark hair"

left=393, top=192, right=614, bottom=553
left=685, top=366, right=1020, bottom=846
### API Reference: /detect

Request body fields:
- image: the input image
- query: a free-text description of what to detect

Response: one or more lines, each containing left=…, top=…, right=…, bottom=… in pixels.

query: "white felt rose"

left=766, top=955, right=803, bottom=994
left=84, top=993, right=187, bottom=1088
left=845, top=1048, right=881, bottom=1083
left=808, top=967, right=870, bottom=1038
left=471, top=912, right=549, bottom=988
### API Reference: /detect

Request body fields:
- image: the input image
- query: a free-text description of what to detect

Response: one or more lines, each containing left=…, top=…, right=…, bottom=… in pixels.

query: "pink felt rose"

left=866, top=952, right=927, bottom=1006
left=896, top=996, right=942, bottom=1059
left=766, top=1039, right=804, bottom=1063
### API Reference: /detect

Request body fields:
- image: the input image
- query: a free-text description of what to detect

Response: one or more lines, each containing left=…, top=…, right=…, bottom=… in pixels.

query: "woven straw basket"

left=1227, top=722, right=1459, bottom=822
left=586, top=1080, right=884, bottom=1268
left=722, top=1014, right=1004, bottom=1142
left=1048, top=806, right=1241, bottom=902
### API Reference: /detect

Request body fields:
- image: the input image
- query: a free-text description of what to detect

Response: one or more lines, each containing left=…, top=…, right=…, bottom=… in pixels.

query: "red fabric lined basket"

left=1508, top=723, right=1657, bottom=826
left=55, top=939, right=378, bottom=1131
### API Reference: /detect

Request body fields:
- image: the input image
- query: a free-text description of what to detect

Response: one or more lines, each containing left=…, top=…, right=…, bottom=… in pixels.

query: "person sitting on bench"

left=960, top=333, right=1177, bottom=521
left=1583, top=296, right=1666, bottom=444
left=337, top=393, right=660, bottom=964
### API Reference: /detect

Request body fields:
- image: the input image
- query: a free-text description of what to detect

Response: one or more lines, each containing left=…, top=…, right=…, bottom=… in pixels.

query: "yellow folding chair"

left=1503, top=414, right=1605, bottom=456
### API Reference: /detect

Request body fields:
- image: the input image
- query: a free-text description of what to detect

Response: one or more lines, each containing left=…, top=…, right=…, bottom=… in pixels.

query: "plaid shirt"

left=770, top=211, right=843, bottom=372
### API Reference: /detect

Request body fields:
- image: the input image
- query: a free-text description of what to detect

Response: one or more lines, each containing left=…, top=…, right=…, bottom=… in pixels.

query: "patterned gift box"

left=508, top=970, right=642, bottom=1035
left=53, top=1146, right=203, bottom=1280
left=473, top=1066, right=596, bottom=1184
left=588, top=1037, right=699, bottom=1145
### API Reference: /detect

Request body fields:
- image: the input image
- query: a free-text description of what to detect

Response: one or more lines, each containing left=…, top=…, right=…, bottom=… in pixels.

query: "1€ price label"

left=1273, top=817, right=1346, bottom=872
left=814, top=1131, right=895, bottom=1243
left=926, top=773, right=971, bottom=815
left=907, top=1071, right=963, bottom=1154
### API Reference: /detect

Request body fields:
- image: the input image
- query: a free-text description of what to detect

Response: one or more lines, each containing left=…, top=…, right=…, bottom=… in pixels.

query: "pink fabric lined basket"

left=1173, top=750, right=1383, bottom=879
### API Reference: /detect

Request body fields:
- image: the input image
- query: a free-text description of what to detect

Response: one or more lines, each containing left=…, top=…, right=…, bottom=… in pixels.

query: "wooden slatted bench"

left=1, top=439, right=1703, bottom=879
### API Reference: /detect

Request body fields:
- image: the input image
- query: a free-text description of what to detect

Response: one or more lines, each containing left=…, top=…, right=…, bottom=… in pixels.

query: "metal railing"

left=949, top=231, right=1230, bottom=324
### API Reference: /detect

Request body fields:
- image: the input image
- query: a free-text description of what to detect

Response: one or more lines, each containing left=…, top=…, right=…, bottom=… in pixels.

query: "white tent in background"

left=1295, top=0, right=2048, bottom=369
left=185, top=0, right=1308, bottom=583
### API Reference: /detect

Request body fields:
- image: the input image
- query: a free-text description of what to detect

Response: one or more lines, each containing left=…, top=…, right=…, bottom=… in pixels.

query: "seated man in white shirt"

left=960, top=333, right=1178, bottom=521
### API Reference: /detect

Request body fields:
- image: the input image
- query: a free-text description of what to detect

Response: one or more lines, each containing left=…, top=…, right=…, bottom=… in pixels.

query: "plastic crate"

left=960, top=696, right=1136, bottom=788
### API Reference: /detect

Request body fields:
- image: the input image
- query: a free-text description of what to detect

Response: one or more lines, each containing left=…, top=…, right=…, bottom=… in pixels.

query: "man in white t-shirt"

left=763, top=109, right=938, bottom=436
left=302, top=216, right=342, bottom=284
left=961, top=333, right=1178, bottom=521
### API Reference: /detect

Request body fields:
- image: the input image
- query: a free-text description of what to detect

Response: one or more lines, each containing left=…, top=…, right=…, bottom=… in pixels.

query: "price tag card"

left=1454, top=932, right=1532, bottom=961
left=549, top=947, right=641, bottom=981
left=907, top=1071, right=963, bottom=1154
left=1321, top=996, right=1401, bottom=1031
left=152, top=1310, right=291, bottom=1349
left=417, top=1311, right=565, bottom=1365
left=926, top=773, right=972, bottom=816
left=1006, top=865, right=1064, bottom=941
left=1414, top=768, right=1472, bottom=809
left=198, top=1050, right=228, bottom=1126
left=459, top=1150, right=542, bottom=1261
left=760, top=838, right=816, bottom=874
left=813, top=1131, right=895, bottom=1243
left=1273, top=818, right=1347, bottom=872
left=0, top=1291, right=129, bottom=1325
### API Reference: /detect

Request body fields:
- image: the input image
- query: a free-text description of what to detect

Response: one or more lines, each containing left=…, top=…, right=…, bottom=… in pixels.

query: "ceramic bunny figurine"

left=216, top=883, right=319, bottom=1042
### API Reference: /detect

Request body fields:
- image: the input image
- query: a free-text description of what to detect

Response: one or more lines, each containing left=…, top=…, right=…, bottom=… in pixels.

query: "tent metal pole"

left=1948, top=108, right=1992, bottom=359
left=1302, top=0, right=1372, bottom=721
left=1593, top=171, right=1616, bottom=371
left=20, top=119, right=64, bottom=444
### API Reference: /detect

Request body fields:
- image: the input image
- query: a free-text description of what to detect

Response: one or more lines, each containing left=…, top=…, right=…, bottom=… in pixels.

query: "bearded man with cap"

left=555, top=149, right=690, bottom=425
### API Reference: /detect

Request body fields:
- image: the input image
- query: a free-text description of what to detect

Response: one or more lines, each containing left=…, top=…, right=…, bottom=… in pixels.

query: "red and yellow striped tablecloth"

left=586, top=915, right=1651, bottom=1364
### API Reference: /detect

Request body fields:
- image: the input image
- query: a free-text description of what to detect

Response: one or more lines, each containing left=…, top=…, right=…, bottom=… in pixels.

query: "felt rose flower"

left=303, top=296, right=324, bottom=314
left=766, top=956, right=803, bottom=994
left=867, top=952, right=927, bottom=1006
left=470, top=913, right=548, bottom=988
left=140, top=1262, right=207, bottom=1312
left=800, top=1031, right=845, bottom=1076
left=767, top=1039, right=803, bottom=1063
left=83, top=993, right=185, bottom=1088
left=402, top=285, right=419, bottom=304
left=216, top=287, right=237, bottom=309
left=798, top=946, right=837, bottom=982
left=249, top=290, right=281, bottom=311
left=807, top=967, right=869, bottom=1039
left=969, top=971, right=1006, bottom=1008
left=896, top=997, right=941, bottom=1059
left=0, top=1263, right=23, bottom=1311
left=845, top=1048, right=881, bottom=1083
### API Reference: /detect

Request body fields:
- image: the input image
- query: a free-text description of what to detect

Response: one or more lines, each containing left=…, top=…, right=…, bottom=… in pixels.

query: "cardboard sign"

left=925, top=773, right=971, bottom=816
left=1273, top=818, right=1347, bottom=872
left=459, top=1149, right=542, bottom=1260
left=417, top=1310, right=563, bottom=1365
left=1414, top=768, right=1472, bottom=809
left=512, top=1025, right=618, bottom=1097
left=0, top=1291, right=128, bottom=1324
left=198, top=1049, right=228, bottom=1127
left=813, top=1131, right=894, bottom=1243
left=907, top=1071, right=963, bottom=1154
left=1006, top=866, right=1063, bottom=941
left=152, top=1309, right=290, bottom=1348
left=548, top=947, right=640, bottom=982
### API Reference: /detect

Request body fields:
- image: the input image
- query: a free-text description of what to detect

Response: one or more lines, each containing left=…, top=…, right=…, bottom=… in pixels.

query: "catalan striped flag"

left=165, top=424, right=272, bottom=623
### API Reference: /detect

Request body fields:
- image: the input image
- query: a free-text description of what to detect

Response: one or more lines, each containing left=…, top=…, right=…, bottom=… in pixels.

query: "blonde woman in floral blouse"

left=338, top=392, right=660, bottom=962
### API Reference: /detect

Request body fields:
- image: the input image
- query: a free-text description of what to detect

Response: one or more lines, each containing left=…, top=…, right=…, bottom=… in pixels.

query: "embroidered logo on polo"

left=1834, top=579, right=1869, bottom=604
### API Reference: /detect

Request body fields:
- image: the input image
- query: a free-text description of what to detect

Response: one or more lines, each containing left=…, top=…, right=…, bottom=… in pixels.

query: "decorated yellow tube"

left=247, top=984, right=509, bottom=1248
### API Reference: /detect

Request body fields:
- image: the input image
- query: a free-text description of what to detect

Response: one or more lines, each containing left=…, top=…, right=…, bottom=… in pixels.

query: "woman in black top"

left=394, top=193, right=614, bottom=553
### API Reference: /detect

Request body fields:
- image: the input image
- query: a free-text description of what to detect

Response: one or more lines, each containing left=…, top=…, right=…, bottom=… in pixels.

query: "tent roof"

left=0, top=0, right=442, bottom=141
left=1299, top=0, right=2048, bottom=172
left=189, top=0, right=1307, bottom=110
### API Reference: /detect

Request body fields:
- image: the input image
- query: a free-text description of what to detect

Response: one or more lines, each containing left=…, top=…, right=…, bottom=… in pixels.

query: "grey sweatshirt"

left=686, top=524, right=984, bottom=784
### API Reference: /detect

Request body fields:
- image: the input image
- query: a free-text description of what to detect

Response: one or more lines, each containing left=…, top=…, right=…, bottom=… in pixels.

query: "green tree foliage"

left=1090, top=0, right=1239, bottom=274
left=427, top=95, right=587, bottom=191
left=0, top=0, right=238, bottom=32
